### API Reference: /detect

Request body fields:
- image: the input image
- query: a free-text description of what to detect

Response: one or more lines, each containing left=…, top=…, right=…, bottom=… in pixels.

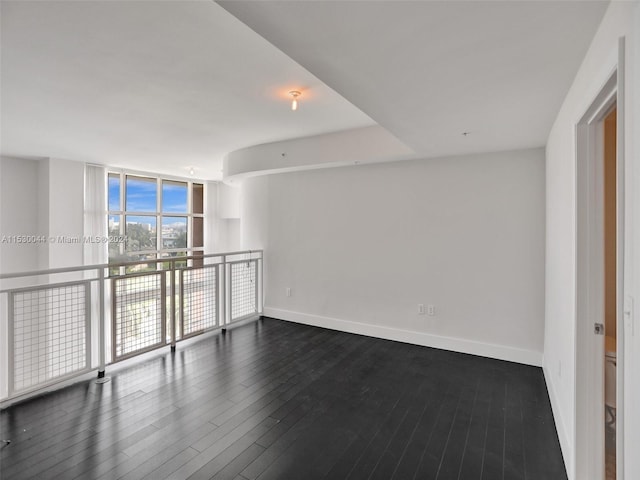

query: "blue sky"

left=108, top=176, right=188, bottom=216
left=162, top=182, right=188, bottom=213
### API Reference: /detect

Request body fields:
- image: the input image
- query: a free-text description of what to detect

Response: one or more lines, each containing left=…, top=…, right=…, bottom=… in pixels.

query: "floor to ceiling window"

left=108, top=173, right=204, bottom=271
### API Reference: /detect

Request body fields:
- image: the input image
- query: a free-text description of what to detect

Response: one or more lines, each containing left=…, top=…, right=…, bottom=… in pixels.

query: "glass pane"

left=162, top=216, right=187, bottom=249
left=192, top=183, right=204, bottom=214
left=126, top=176, right=157, bottom=212
left=125, top=215, right=157, bottom=251
left=193, top=217, right=203, bottom=248
left=108, top=215, right=121, bottom=236
left=108, top=174, right=120, bottom=211
left=162, top=180, right=188, bottom=213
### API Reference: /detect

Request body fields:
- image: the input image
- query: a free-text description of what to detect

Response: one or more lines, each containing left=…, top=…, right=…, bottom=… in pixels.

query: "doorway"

left=575, top=57, right=625, bottom=480
left=603, top=106, right=617, bottom=480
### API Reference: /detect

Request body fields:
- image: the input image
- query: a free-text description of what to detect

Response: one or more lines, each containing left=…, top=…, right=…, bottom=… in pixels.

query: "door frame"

left=574, top=38, right=626, bottom=480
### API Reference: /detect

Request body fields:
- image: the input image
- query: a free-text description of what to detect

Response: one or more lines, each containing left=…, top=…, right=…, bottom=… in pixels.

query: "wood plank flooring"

left=0, top=317, right=567, bottom=480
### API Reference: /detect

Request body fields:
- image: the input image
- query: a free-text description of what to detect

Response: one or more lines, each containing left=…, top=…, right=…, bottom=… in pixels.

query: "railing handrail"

left=0, top=249, right=263, bottom=280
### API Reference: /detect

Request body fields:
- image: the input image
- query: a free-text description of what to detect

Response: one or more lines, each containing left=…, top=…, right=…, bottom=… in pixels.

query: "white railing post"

left=258, top=255, right=263, bottom=315
left=220, top=255, right=227, bottom=331
left=97, top=267, right=107, bottom=380
left=170, top=260, right=176, bottom=351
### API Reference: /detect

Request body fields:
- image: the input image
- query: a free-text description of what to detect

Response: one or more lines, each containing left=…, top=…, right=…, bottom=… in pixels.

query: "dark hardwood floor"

left=0, top=317, right=566, bottom=480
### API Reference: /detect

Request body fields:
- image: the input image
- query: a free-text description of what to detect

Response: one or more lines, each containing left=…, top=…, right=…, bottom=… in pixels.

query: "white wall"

left=217, top=183, right=240, bottom=251
left=0, top=157, right=87, bottom=273
left=242, top=148, right=546, bottom=365
left=217, top=183, right=240, bottom=219
left=47, top=158, right=85, bottom=268
left=544, top=2, right=639, bottom=479
left=241, top=175, right=269, bottom=252
left=630, top=7, right=640, bottom=480
left=204, top=181, right=241, bottom=254
left=0, top=156, right=41, bottom=274
left=36, top=159, right=50, bottom=269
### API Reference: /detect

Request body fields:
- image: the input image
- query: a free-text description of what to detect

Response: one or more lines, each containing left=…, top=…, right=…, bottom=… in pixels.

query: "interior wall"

left=217, top=183, right=240, bottom=252
left=543, top=2, right=638, bottom=479
left=629, top=4, right=640, bottom=480
left=36, top=159, right=49, bottom=269
left=47, top=158, right=85, bottom=268
left=241, top=148, right=546, bottom=365
left=0, top=156, right=40, bottom=274
left=0, top=157, right=91, bottom=273
left=240, top=175, right=269, bottom=252
left=204, top=181, right=241, bottom=254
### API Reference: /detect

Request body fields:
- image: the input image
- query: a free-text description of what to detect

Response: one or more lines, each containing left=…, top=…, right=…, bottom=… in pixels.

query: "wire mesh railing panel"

left=1, top=250, right=262, bottom=403
left=230, top=261, right=257, bottom=321
left=181, top=266, right=218, bottom=336
left=112, top=272, right=165, bottom=360
left=9, top=282, right=90, bottom=395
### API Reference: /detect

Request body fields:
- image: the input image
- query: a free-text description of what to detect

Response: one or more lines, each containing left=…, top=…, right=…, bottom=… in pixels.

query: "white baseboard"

left=263, top=307, right=543, bottom=367
left=542, top=363, right=573, bottom=480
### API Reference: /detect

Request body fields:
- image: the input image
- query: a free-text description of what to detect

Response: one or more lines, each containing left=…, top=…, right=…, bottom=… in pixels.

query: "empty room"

left=1, top=1, right=639, bottom=479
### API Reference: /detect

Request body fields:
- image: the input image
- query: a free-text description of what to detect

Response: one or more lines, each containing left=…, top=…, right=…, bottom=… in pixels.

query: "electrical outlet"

left=418, top=304, right=425, bottom=315
left=286, top=287, right=291, bottom=297
left=427, top=305, right=435, bottom=316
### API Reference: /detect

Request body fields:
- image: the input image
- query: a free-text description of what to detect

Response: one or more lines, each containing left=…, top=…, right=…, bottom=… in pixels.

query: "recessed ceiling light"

left=462, top=132, right=471, bottom=136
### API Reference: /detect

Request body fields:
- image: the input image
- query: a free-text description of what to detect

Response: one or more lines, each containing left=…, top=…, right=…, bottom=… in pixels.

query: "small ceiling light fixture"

left=289, top=90, right=301, bottom=111
left=189, top=167, right=195, bottom=176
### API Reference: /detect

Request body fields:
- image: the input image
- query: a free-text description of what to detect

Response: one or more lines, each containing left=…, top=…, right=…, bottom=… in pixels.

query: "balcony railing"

left=0, top=250, right=263, bottom=404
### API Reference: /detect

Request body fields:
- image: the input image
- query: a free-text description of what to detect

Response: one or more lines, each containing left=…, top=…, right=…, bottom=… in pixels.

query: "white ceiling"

left=219, top=0, right=609, bottom=159
left=0, top=0, right=373, bottom=180
left=1, top=0, right=609, bottom=180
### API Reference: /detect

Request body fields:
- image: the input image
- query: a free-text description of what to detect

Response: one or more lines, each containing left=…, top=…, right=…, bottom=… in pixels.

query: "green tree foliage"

left=126, top=223, right=156, bottom=251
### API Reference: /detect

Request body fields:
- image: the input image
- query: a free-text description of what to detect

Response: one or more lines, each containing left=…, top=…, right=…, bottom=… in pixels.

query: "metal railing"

left=0, top=250, right=263, bottom=403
